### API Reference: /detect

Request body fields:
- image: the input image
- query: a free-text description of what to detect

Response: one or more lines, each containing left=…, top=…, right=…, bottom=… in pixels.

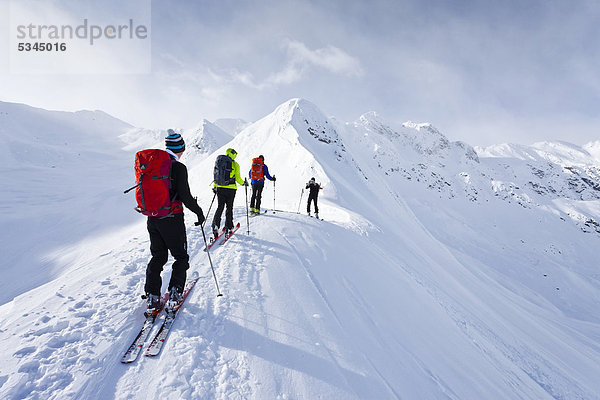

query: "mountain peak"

left=183, top=120, right=232, bottom=157
left=271, top=98, right=323, bottom=122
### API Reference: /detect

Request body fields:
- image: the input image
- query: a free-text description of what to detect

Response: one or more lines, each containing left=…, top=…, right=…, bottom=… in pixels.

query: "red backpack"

left=125, top=149, right=182, bottom=217
left=250, top=157, right=264, bottom=181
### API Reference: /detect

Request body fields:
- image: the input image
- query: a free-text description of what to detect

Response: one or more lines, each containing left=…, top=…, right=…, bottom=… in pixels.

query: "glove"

left=194, top=212, right=206, bottom=226
left=272, top=175, right=277, bottom=182
left=212, top=187, right=217, bottom=194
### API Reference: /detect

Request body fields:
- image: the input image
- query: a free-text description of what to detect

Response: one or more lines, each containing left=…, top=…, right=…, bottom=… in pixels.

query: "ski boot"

left=211, top=225, right=219, bottom=242
left=167, top=286, right=184, bottom=310
left=144, top=294, right=162, bottom=318
left=315, top=213, right=319, bottom=219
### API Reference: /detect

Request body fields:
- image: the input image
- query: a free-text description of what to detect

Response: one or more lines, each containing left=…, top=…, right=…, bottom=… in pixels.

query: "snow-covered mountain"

left=120, top=119, right=233, bottom=161
left=348, top=111, right=600, bottom=234
left=213, top=118, right=249, bottom=137
left=1, top=99, right=599, bottom=399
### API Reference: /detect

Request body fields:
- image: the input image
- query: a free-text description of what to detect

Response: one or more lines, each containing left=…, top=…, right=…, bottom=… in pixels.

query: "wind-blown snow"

left=1, top=98, right=599, bottom=399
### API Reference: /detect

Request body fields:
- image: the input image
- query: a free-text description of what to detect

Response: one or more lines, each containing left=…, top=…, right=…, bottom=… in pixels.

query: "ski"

left=120, top=293, right=168, bottom=364
left=204, top=227, right=226, bottom=251
left=249, top=210, right=267, bottom=218
left=220, top=222, right=241, bottom=245
left=144, top=275, right=199, bottom=357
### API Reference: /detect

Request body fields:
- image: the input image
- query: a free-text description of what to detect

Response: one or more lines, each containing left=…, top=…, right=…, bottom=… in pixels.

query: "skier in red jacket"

left=248, top=155, right=275, bottom=214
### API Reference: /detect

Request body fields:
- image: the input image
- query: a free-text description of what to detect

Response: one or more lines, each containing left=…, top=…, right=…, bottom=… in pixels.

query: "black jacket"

left=170, top=160, right=204, bottom=218
left=306, top=181, right=321, bottom=198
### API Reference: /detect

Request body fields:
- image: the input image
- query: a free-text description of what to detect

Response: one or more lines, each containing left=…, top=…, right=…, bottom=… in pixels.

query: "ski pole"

left=201, top=191, right=217, bottom=229
left=245, top=179, right=250, bottom=234
left=297, top=188, right=304, bottom=214
left=123, top=182, right=140, bottom=194
left=196, top=221, right=223, bottom=297
left=273, top=179, right=276, bottom=214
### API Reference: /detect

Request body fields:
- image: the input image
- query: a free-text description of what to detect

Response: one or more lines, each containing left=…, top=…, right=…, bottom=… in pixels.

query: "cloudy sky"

left=1, top=0, right=599, bottom=146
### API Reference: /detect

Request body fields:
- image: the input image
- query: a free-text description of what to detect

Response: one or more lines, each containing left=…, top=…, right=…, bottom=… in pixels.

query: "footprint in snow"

left=126, top=275, right=141, bottom=287
left=13, top=346, right=36, bottom=358
left=74, top=310, right=94, bottom=318
left=17, top=360, right=40, bottom=374
left=46, top=330, right=83, bottom=349
left=72, top=301, right=86, bottom=309
left=24, top=320, right=69, bottom=337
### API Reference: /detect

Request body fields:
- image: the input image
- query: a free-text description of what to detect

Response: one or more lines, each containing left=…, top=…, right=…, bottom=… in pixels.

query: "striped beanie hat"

left=165, top=129, right=185, bottom=153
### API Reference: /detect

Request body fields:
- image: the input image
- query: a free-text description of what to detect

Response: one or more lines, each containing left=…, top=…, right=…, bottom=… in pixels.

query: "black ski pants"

left=212, top=187, right=237, bottom=230
left=145, top=213, right=189, bottom=296
left=307, top=195, right=319, bottom=214
left=250, top=183, right=264, bottom=210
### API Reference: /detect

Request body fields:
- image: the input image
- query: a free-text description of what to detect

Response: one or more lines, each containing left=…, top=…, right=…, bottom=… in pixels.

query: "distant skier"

left=142, top=131, right=205, bottom=313
left=306, top=177, right=322, bottom=218
left=248, top=155, right=276, bottom=214
left=211, top=148, right=247, bottom=238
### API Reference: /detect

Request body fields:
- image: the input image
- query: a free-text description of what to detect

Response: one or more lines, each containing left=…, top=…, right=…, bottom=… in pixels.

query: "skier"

left=145, top=131, right=205, bottom=313
left=248, top=155, right=276, bottom=214
left=306, top=177, right=322, bottom=218
left=211, top=148, right=247, bottom=238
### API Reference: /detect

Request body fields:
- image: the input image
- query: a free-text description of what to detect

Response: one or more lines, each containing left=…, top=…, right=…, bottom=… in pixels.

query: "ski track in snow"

left=279, top=230, right=363, bottom=398
left=281, top=231, right=344, bottom=330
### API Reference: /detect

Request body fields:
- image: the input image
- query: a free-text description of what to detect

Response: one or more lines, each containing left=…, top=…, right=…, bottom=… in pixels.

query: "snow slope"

left=1, top=99, right=599, bottom=399
left=0, top=101, right=135, bottom=303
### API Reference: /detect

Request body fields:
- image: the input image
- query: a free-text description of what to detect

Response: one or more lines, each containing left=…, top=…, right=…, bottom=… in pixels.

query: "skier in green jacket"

left=211, top=148, right=247, bottom=238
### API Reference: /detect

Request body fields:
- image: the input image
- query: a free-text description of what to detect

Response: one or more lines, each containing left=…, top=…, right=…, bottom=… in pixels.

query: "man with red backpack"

left=248, top=155, right=276, bottom=214
left=134, top=130, right=205, bottom=315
